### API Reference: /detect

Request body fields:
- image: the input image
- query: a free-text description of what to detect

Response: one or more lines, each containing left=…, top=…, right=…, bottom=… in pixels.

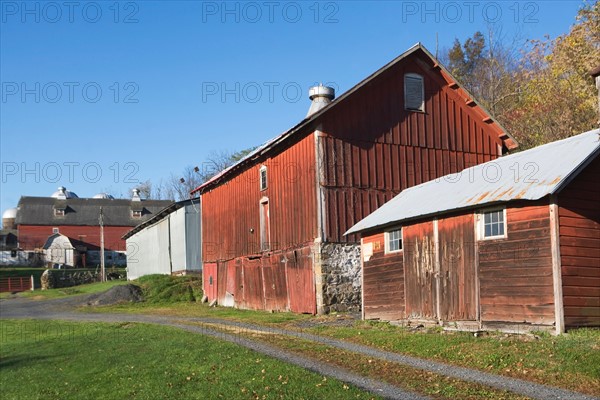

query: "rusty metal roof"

left=346, top=129, right=600, bottom=235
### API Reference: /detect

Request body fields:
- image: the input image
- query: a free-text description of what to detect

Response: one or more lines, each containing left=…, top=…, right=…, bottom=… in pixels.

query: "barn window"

left=385, top=228, right=403, bottom=253
left=132, top=210, right=142, bottom=218
left=260, top=197, right=270, bottom=251
left=259, top=165, right=267, bottom=191
left=54, top=208, right=65, bottom=217
left=479, top=208, right=507, bottom=240
left=404, top=73, right=424, bottom=111
left=52, top=227, right=59, bottom=234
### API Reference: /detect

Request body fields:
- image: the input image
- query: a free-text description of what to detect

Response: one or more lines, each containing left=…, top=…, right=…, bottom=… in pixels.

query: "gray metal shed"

left=123, top=198, right=201, bottom=280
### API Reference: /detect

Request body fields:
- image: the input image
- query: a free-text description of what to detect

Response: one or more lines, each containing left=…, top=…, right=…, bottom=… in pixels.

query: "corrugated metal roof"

left=122, top=198, right=200, bottom=240
left=346, top=129, right=600, bottom=235
left=191, top=43, right=518, bottom=195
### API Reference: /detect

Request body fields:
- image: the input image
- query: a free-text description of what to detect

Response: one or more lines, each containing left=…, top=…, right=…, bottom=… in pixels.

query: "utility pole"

left=99, top=206, right=105, bottom=282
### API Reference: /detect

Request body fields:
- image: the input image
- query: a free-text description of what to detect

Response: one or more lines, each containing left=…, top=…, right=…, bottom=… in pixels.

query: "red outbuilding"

left=193, top=43, right=518, bottom=314
left=346, top=130, right=600, bottom=334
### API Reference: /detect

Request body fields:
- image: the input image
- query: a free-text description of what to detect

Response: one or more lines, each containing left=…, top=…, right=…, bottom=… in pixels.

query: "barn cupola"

left=131, top=188, right=142, bottom=202
left=306, top=84, right=335, bottom=118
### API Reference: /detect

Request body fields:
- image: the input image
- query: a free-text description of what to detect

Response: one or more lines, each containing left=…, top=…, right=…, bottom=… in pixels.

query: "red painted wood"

left=18, top=225, right=130, bottom=251
left=559, top=155, right=600, bottom=327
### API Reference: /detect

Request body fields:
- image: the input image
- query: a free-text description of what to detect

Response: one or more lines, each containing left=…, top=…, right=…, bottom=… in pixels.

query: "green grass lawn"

left=0, top=319, right=379, bottom=400
left=9, top=280, right=128, bottom=300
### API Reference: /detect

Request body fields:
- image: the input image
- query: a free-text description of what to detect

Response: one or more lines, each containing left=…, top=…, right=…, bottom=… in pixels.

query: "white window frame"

left=131, top=210, right=142, bottom=218
left=384, top=227, right=403, bottom=254
left=259, top=165, right=267, bottom=191
left=52, top=227, right=59, bottom=234
left=478, top=207, right=507, bottom=240
left=404, top=73, right=425, bottom=112
left=54, top=208, right=65, bottom=217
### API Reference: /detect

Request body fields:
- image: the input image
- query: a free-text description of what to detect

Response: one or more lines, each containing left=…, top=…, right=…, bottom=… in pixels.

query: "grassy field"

left=3, top=280, right=128, bottom=300
left=96, top=301, right=600, bottom=395
left=0, top=319, right=379, bottom=400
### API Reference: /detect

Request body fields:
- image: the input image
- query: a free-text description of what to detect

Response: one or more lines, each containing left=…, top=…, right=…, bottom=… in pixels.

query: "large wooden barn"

left=193, top=43, right=518, bottom=314
left=346, top=130, right=600, bottom=333
left=16, top=187, right=171, bottom=267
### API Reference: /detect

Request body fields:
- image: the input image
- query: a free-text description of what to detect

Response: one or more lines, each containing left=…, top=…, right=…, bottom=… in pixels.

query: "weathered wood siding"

left=201, top=134, right=317, bottom=262
left=558, top=155, right=600, bottom=327
left=362, top=233, right=405, bottom=320
left=438, top=214, right=477, bottom=321
left=320, top=49, right=508, bottom=243
left=403, top=221, right=437, bottom=319
left=478, top=202, right=554, bottom=325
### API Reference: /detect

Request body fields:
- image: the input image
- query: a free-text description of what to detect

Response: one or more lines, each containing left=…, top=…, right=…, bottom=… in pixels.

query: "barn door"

left=203, top=262, right=217, bottom=302
left=438, top=215, right=477, bottom=321
left=404, top=222, right=437, bottom=319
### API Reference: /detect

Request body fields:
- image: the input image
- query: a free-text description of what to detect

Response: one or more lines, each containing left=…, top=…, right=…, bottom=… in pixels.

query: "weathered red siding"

left=558, top=156, right=600, bottom=327
left=202, top=134, right=317, bottom=263
left=18, top=225, right=129, bottom=251
left=320, top=51, right=507, bottom=243
left=403, top=221, right=437, bottom=319
left=362, top=233, right=405, bottom=320
left=438, top=214, right=477, bottom=321
left=478, top=202, right=554, bottom=325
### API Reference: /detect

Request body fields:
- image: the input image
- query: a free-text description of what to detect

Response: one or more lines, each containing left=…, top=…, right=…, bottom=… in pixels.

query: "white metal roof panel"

left=346, top=129, right=600, bottom=235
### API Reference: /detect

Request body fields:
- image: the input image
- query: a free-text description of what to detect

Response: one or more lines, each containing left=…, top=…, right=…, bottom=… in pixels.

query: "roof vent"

left=131, top=188, right=142, bottom=202
left=306, top=84, right=335, bottom=118
left=50, top=186, right=78, bottom=199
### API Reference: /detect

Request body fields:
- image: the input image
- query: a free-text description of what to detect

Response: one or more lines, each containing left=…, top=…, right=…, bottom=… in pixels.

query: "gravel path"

left=1, top=296, right=597, bottom=400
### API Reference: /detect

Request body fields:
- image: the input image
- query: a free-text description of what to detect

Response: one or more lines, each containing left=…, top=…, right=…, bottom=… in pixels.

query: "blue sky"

left=0, top=0, right=588, bottom=215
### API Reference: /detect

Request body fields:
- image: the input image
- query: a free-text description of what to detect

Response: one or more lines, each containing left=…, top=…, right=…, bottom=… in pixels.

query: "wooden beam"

left=433, top=218, right=441, bottom=324
left=466, top=99, right=476, bottom=106
left=448, top=82, right=459, bottom=89
left=549, top=196, right=565, bottom=335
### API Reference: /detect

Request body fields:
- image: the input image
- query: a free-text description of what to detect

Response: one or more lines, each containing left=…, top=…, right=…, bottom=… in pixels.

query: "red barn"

left=193, top=43, right=517, bottom=314
left=16, top=187, right=171, bottom=267
left=347, top=130, right=600, bottom=334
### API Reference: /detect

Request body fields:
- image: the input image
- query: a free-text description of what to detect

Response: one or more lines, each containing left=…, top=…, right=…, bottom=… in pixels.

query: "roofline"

left=191, top=43, right=517, bottom=195
left=122, top=197, right=200, bottom=240
left=552, top=145, right=600, bottom=194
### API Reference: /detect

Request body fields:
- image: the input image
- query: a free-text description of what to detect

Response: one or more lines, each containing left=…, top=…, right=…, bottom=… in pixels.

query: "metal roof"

left=16, top=197, right=173, bottom=227
left=346, top=129, right=600, bottom=235
left=191, top=43, right=518, bottom=195
left=122, top=198, right=200, bottom=240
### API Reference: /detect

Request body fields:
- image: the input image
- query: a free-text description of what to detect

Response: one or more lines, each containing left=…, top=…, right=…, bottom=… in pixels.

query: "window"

left=479, top=208, right=507, bottom=240
left=260, top=197, right=270, bottom=251
left=52, top=227, right=59, bottom=234
left=259, top=165, right=267, bottom=191
left=132, top=210, right=142, bottom=218
left=54, top=208, right=65, bottom=217
left=404, top=73, right=424, bottom=111
left=385, top=228, right=403, bottom=253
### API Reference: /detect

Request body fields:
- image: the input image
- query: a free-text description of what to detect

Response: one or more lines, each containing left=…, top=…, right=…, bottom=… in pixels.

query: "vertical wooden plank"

left=550, top=198, right=565, bottom=334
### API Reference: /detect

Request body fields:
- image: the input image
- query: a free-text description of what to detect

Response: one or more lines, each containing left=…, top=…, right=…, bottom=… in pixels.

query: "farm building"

left=15, top=187, right=171, bottom=267
left=346, top=129, right=600, bottom=334
left=192, top=43, right=518, bottom=314
left=123, top=198, right=202, bottom=280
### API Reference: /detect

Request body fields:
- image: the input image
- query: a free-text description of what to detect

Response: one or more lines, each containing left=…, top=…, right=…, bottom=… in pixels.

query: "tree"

left=505, top=2, right=600, bottom=148
left=136, top=146, right=257, bottom=201
left=443, top=28, right=522, bottom=129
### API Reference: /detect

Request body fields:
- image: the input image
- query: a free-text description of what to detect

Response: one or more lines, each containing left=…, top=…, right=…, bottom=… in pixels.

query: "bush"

left=134, top=274, right=203, bottom=303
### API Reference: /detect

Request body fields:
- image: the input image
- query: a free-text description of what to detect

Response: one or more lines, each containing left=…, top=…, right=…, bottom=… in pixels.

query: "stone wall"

left=41, top=269, right=102, bottom=290
left=317, top=242, right=361, bottom=313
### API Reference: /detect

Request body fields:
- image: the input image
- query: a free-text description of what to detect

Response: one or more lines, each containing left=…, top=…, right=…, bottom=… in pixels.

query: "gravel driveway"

left=1, top=295, right=597, bottom=400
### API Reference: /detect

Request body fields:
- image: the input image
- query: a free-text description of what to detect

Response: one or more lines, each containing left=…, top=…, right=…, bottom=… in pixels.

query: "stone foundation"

left=316, top=242, right=361, bottom=313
